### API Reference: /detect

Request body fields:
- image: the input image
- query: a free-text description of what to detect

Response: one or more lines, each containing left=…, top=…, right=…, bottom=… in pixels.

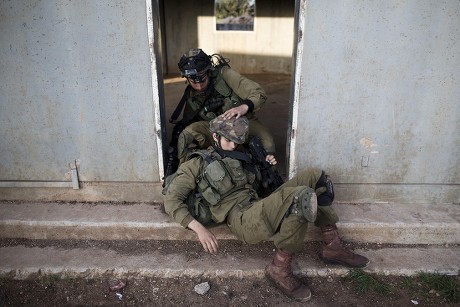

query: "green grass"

left=345, top=269, right=392, bottom=295
left=40, top=274, right=59, bottom=287
left=416, top=272, right=459, bottom=303
left=347, top=270, right=460, bottom=304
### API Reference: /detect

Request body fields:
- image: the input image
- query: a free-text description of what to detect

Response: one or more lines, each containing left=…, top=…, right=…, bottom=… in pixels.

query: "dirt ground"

left=0, top=239, right=458, bottom=307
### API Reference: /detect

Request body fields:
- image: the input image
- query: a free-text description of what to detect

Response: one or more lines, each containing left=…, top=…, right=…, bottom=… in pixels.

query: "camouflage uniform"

left=177, top=63, right=275, bottom=163
left=164, top=114, right=337, bottom=253
left=164, top=115, right=368, bottom=302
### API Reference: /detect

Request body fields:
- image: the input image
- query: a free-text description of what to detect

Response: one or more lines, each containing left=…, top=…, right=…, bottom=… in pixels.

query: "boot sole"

left=321, top=257, right=370, bottom=268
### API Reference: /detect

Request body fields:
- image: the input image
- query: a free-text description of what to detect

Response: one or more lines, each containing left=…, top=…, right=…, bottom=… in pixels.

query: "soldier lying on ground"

left=163, top=115, right=369, bottom=302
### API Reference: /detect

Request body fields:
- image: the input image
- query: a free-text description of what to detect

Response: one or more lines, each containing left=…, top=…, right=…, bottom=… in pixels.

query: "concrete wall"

left=289, top=0, right=460, bottom=204
left=162, top=0, right=295, bottom=74
left=0, top=0, right=164, bottom=201
left=1, top=0, right=459, bottom=205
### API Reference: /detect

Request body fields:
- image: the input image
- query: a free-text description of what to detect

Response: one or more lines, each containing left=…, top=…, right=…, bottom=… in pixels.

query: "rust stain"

left=360, top=137, right=378, bottom=151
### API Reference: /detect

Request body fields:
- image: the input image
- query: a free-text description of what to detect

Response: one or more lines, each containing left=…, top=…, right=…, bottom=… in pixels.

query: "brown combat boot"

left=265, top=249, right=311, bottom=301
left=320, top=224, right=370, bottom=268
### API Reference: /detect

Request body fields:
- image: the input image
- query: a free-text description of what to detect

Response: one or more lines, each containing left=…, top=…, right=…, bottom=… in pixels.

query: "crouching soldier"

left=163, top=115, right=369, bottom=302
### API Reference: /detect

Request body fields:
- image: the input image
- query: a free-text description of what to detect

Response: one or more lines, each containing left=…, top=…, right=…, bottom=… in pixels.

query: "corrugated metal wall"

left=290, top=0, right=460, bottom=203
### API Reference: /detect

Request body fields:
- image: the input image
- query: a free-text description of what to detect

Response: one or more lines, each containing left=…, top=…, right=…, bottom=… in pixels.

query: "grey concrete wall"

left=0, top=0, right=164, bottom=201
left=162, top=0, right=295, bottom=74
left=2, top=0, right=459, bottom=205
left=289, top=0, right=460, bottom=204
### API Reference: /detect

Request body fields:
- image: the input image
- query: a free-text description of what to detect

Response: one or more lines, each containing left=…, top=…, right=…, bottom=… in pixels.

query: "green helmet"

left=209, top=115, right=249, bottom=144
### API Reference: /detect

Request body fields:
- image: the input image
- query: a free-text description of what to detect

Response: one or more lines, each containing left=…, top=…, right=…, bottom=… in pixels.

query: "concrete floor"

left=162, top=73, right=292, bottom=177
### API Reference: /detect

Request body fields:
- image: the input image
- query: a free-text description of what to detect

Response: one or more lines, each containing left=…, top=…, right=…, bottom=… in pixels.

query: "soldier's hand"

left=188, top=219, right=219, bottom=254
left=266, top=154, right=277, bottom=166
left=222, top=105, right=249, bottom=119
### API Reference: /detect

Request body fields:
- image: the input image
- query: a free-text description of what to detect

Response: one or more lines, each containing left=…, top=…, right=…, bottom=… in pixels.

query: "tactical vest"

left=162, top=148, right=258, bottom=225
left=193, top=149, right=254, bottom=205
left=187, top=66, right=246, bottom=121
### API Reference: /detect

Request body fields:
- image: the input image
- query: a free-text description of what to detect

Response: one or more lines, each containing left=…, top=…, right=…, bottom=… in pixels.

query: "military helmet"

left=209, top=115, right=249, bottom=144
left=178, top=49, right=212, bottom=82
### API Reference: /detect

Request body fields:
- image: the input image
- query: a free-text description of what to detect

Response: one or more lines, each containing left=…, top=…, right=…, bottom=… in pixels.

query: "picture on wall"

left=215, top=0, right=255, bottom=31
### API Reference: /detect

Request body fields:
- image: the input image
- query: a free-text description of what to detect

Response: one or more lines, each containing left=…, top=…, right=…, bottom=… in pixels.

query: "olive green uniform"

left=163, top=151, right=338, bottom=253
left=177, top=66, right=275, bottom=162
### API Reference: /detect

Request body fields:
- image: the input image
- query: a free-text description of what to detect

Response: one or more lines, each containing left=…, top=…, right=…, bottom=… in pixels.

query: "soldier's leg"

left=227, top=186, right=316, bottom=302
left=177, top=121, right=214, bottom=162
left=248, top=118, right=276, bottom=154
left=281, top=168, right=369, bottom=267
left=226, top=186, right=315, bottom=249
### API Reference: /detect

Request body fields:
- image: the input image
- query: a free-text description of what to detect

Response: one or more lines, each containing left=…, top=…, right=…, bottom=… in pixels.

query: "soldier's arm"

left=220, top=66, right=267, bottom=112
left=187, top=220, right=219, bottom=254
left=163, top=158, right=200, bottom=228
left=163, top=157, right=219, bottom=253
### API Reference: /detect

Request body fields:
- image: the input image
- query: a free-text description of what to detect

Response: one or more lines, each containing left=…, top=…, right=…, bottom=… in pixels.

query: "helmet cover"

left=178, top=49, right=212, bottom=80
left=209, top=115, right=249, bottom=144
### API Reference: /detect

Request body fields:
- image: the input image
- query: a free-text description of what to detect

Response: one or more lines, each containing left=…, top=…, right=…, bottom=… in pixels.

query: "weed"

left=345, top=269, right=392, bottom=295
left=416, top=273, right=459, bottom=303
left=40, top=274, right=59, bottom=288
left=63, top=274, right=76, bottom=281
left=402, top=276, right=416, bottom=288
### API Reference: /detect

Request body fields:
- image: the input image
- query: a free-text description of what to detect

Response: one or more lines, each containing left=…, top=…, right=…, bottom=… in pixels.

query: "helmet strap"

left=212, top=133, right=222, bottom=149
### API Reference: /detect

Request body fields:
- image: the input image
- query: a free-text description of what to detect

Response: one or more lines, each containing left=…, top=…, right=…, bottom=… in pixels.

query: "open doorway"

left=159, top=0, right=295, bottom=178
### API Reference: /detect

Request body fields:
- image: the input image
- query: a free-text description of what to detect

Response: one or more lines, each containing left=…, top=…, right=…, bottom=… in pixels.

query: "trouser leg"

left=279, top=168, right=339, bottom=226
left=177, top=121, right=213, bottom=162
left=226, top=186, right=314, bottom=253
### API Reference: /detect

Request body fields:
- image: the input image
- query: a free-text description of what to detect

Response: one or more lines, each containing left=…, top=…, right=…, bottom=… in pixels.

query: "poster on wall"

left=215, top=0, right=255, bottom=31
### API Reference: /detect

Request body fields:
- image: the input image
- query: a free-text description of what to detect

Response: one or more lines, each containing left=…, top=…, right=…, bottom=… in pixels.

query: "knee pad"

left=287, top=187, right=318, bottom=222
left=315, top=171, right=335, bottom=206
left=177, top=130, right=198, bottom=160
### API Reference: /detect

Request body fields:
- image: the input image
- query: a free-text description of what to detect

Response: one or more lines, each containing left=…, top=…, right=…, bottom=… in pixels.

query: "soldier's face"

left=213, top=133, right=237, bottom=151
left=187, top=73, right=209, bottom=93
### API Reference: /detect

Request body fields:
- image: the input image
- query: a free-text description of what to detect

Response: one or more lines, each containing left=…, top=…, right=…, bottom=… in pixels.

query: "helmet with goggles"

left=178, top=48, right=212, bottom=83
left=209, top=115, right=249, bottom=144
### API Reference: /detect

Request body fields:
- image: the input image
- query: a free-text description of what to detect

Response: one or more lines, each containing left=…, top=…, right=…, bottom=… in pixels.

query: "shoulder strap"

left=170, top=85, right=192, bottom=124
left=214, top=147, right=257, bottom=174
left=171, top=77, right=218, bottom=125
left=187, top=149, right=214, bottom=165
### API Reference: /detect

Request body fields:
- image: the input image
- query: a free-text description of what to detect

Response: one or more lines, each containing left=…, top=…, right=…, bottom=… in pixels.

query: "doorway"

left=159, top=0, right=296, bottom=178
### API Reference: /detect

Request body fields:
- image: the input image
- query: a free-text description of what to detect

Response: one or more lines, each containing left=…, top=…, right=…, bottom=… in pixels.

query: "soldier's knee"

left=315, top=170, right=335, bottom=206
left=177, top=130, right=197, bottom=160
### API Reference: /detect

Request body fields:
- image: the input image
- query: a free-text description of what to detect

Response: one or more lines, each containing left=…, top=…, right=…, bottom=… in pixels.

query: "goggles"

left=185, top=70, right=208, bottom=84
left=187, top=73, right=208, bottom=83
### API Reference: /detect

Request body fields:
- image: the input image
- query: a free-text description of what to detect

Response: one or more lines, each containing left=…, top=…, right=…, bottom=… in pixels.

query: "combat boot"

left=265, top=249, right=311, bottom=301
left=320, top=224, right=370, bottom=268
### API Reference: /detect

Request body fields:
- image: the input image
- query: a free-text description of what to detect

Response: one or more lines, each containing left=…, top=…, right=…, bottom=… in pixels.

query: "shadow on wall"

left=161, top=0, right=296, bottom=74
